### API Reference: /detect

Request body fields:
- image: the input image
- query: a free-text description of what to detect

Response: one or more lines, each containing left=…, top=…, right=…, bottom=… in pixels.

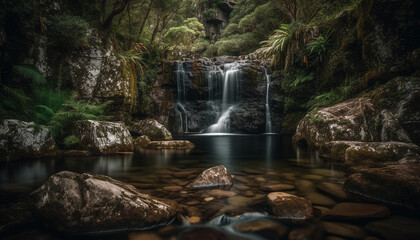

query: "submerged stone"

left=30, top=171, right=179, bottom=234
left=344, top=161, right=420, bottom=209
left=365, top=216, right=420, bottom=240
left=326, top=202, right=390, bottom=220
left=317, top=182, right=348, bottom=200
left=233, top=219, right=288, bottom=240
left=267, top=192, right=313, bottom=220
left=322, top=222, right=366, bottom=239
left=189, top=165, right=233, bottom=188
left=261, top=184, right=295, bottom=192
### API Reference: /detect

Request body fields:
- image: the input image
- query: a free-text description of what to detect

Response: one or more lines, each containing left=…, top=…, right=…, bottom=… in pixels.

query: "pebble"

left=227, top=196, right=253, bottom=207
left=326, top=202, right=390, bottom=220
left=262, top=184, right=295, bottom=192
left=317, top=182, right=348, bottom=200
left=207, top=189, right=237, bottom=197
left=243, top=190, right=255, bottom=197
left=322, top=222, right=366, bottom=239
left=305, top=192, right=336, bottom=207
left=302, top=174, right=324, bottom=181
left=185, top=200, right=200, bottom=206
left=295, top=180, right=316, bottom=193
left=204, top=197, right=214, bottom=202
left=233, top=219, right=288, bottom=239
left=163, top=186, right=182, bottom=192
left=365, top=216, right=420, bottom=240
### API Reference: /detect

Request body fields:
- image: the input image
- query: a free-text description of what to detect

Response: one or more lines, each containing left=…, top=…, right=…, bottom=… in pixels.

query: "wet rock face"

left=130, top=119, right=173, bottom=141
left=72, top=120, right=133, bottom=154
left=294, top=77, right=420, bottom=146
left=154, top=57, right=284, bottom=133
left=0, top=119, right=58, bottom=161
left=30, top=171, right=179, bottom=234
left=189, top=165, right=233, bottom=188
left=267, top=192, right=313, bottom=220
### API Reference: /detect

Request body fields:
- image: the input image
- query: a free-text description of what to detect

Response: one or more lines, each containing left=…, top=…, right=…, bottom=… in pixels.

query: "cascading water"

left=264, top=68, right=272, bottom=133
left=175, top=62, right=189, bottom=133
left=207, top=62, right=243, bottom=133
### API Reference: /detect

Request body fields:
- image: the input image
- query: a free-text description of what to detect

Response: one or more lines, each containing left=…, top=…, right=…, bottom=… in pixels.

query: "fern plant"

left=261, top=22, right=304, bottom=70
left=306, top=29, right=333, bottom=65
left=49, top=93, right=111, bottom=138
left=13, top=65, right=46, bottom=85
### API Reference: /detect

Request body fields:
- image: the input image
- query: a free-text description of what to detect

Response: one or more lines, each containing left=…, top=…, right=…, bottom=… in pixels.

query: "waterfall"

left=175, top=62, right=189, bottom=133
left=265, top=68, right=272, bottom=133
left=207, top=62, right=243, bottom=133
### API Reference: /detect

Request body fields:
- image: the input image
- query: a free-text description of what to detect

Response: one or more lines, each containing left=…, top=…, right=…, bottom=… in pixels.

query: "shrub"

left=63, top=135, right=80, bottom=148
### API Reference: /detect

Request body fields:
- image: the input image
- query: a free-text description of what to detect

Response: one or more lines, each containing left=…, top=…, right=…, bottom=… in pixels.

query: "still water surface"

left=2, top=135, right=414, bottom=240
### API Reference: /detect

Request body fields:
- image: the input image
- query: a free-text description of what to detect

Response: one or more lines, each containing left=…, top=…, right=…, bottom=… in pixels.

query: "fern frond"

left=13, top=65, right=46, bottom=85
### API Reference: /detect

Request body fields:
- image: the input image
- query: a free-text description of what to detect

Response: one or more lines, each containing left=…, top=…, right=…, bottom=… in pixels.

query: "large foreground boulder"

left=344, top=160, right=420, bottom=209
left=31, top=171, right=179, bottom=234
left=189, top=165, right=233, bottom=188
left=0, top=119, right=58, bottom=161
left=72, top=120, right=133, bottom=154
left=130, top=119, right=173, bottom=141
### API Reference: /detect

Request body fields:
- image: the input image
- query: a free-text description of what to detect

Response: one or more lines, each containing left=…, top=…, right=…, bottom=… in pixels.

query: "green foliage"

left=192, top=38, right=210, bottom=53
left=163, top=18, right=204, bottom=51
left=262, top=21, right=304, bottom=69
left=306, top=30, right=333, bottom=65
left=13, top=65, right=47, bottom=86
left=306, top=90, right=341, bottom=110
left=63, top=135, right=80, bottom=148
left=48, top=14, right=89, bottom=48
left=50, top=93, right=111, bottom=138
left=215, top=32, right=261, bottom=56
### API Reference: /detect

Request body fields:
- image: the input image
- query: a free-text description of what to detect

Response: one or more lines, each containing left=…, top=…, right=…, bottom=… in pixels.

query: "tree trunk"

left=138, top=0, right=154, bottom=37
left=102, top=0, right=130, bottom=29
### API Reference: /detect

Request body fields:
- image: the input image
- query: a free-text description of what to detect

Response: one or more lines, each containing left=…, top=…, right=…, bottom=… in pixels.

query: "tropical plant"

left=261, top=22, right=304, bottom=69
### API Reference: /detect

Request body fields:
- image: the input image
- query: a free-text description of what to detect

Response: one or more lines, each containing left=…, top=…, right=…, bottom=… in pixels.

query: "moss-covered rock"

left=293, top=76, right=420, bottom=147
left=72, top=120, right=133, bottom=155
left=0, top=119, right=58, bottom=161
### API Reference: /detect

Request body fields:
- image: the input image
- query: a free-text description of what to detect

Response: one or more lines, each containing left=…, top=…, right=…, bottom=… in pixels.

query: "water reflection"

left=0, top=135, right=344, bottom=198
left=93, top=154, right=133, bottom=174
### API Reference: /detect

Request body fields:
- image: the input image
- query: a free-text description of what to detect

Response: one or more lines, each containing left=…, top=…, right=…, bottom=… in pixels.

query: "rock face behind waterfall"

left=152, top=57, right=284, bottom=133
left=72, top=120, right=133, bottom=154
left=30, top=171, right=179, bottom=234
left=0, top=119, right=58, bottom=161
